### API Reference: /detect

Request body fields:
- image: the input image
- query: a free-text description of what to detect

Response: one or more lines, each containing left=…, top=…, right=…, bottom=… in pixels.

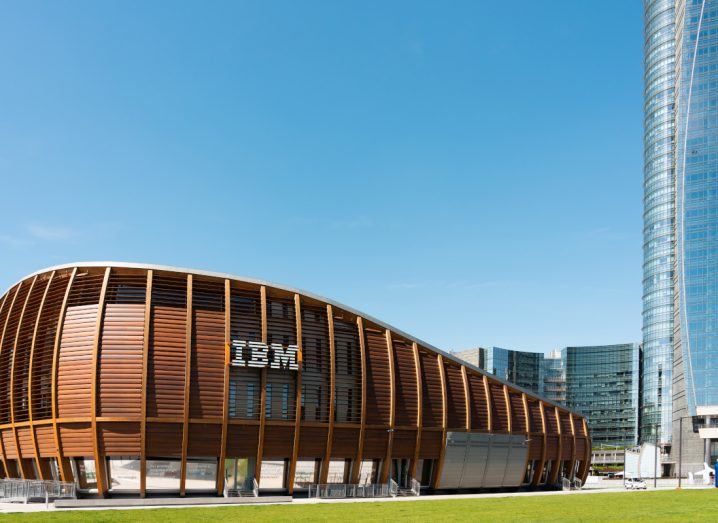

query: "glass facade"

left=484, top=347, right=545, bottom=396
left=675, top=0, right=718, bottom=415
left=564, top=344, right=641, bottom=448
left=643, top=0, right=677, bottom=445
left=542, top=350, right=566, bottom=405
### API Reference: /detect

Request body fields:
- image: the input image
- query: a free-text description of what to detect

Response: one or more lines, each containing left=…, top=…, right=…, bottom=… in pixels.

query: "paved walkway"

left=0, top=480, right=712, bottom=514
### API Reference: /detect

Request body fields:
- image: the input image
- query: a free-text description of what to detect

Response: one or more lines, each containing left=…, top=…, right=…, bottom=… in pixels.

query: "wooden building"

left=0, top=263, right=590, bottom=497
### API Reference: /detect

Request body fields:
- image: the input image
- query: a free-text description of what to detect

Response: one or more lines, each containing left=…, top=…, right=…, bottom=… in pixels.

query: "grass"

left=2, top=489, right=716, bottom=522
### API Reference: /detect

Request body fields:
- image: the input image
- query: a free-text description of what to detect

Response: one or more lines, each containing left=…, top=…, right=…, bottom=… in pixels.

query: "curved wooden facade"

left=0, top=263, right=590, bottom=496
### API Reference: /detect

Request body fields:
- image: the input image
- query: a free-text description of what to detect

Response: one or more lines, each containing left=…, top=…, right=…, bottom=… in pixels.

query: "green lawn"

left=2, top=490, right=716, bottom=522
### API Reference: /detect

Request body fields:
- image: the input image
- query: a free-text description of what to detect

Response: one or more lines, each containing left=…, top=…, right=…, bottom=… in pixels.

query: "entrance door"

left=391, top=459, right=411, bottom=488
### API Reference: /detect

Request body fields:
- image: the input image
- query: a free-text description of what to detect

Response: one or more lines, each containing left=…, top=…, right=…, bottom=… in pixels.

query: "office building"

left=644, top=0, right=718, bottom=471
left=563, top=344, right=641, bottom=448
left=0, top=262, right=591, bottom=497
left=454, top=347, right=544, bottom=395
left=543, top=350, right=566, bottom=405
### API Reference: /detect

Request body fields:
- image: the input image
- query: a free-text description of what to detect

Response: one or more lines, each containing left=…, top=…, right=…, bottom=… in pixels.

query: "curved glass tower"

left=643, top=0, right=676, bottom=444
left=675, top=0, right=718, bottom=415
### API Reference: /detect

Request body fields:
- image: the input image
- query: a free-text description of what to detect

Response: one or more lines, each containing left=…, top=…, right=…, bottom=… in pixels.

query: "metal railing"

left=388, top=478, right=398, bottom=497
left=308, top=482, right=395, bottom=499
left=410, top=478, right=421, bottom=496
left=0, top=479, right=76, bottom=505
left=223, top=478, right=258, bottom=498
left=559, top=477, right=582, bottom=491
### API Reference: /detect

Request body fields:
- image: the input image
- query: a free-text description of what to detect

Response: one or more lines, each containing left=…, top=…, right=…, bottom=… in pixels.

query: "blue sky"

left=0, top=1, right=644, bottom=353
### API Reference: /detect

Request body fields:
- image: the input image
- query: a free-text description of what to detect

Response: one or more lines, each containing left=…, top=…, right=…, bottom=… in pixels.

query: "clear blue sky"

left=0, top=1, right=644, bottom=354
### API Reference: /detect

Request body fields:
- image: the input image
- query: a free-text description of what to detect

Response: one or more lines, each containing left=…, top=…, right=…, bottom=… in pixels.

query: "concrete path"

left=0, top=480, right=712, bottom=514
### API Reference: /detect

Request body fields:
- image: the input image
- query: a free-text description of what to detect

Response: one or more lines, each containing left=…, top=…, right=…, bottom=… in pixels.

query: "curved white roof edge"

left=2, top=261, right=574, bottom=414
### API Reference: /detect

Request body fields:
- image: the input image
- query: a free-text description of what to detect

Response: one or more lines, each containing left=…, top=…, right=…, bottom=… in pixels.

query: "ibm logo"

left=229, top=340, right=299, bottom=371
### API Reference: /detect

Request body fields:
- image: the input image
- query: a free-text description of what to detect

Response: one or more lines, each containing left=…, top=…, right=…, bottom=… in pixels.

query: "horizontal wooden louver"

left=363, top=328, right=391, bottom=426
left=147, top=275, right=187, bottom=418
left=488, top=382, right=509, bottom=432
left=31, top=272, right=71, bottom=420
left=266, top=295, right=297, bottom=421
left=392, top=340, right=418, bottom=427
left=228, top=288, right=261, bottom=420
left=57, top=271, right=104, bottom=419
left=13, top=276, right=49, bottom=422
left=559, top=410, right=573, bottom=434
left=419, top=350, right=442, bottom=428
left=527, top=399, right=543, bottom=433
left=333, top=318, right=361, bottom=424
left=0, top=263, right=592, bottom=489
left=467, top=373, right=489, bottom=431
left=444, top=363, right=466, bottom=430
left=544, top=404, right=559, bottom=434
left=190, top=279, right=225, bottom=419
left=98, top=271, right=146, bottom=418
left=301, top=304, right=329, bottom=422
left=509, top=390, right=527, bottom=433
left=0, top=283, right=29, bottom=424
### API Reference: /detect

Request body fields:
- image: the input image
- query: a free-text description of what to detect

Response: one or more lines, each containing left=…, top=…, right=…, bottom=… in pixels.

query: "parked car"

left=624, top=478, right=647, bottom=490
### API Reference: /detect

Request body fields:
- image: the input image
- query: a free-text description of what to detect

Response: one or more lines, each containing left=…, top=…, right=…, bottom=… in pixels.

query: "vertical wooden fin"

left=568, top=414, right=577, bottom=480
left=52, top=268, right=76, bottom=482
left=28, top=272, right=54, bottom=479
left=0, top=291, right=12, bottom=476
left=217, top=278, right=231, bottom=496
left=503, top=384, right=512, bottom=433
left=254, top=285, right=268, bottom=483
left=461, top=366, right=471, bottom=432
left=10, top=275, right=37, bottom=479
left=179, top=274, right=193, bottom=496
left=531, top=400, right=548, bottom=487
left=548, top=406, right=562, bottom=485
left=432, top=354, right=447, bottom=489
left=409, top=342, right=422, bottom=481
left=483, top=375, right=492, bottom=432
left=350, top=316, right=367, bottom=484
left=287, top=294, right=303, bottom=493
left=139, top=270, right=153, bottom=497
left=379, top=329, right=395, bottom=484
left=91, top=267, right=111, bottom=496
left=320, top=304, right=336, bottom=483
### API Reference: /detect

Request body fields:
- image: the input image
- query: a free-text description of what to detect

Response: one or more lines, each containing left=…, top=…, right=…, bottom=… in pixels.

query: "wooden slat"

left=28, top=272, right=55, bottom=479
left=409, top=342, right=422, bottom=480
left=568, top=414, right=577, bottom=480
left=578, top=418, right=591, bottom=482
left=287, top=294, right=303, bottom=493
left=10, top=276, right=37, bottom=479
left=0, top=284, right=21, bottom=477
left=350, top=316, right=367, bottom=484
left=483, top=375, right=492, bottom=432
left=503, top=384, right=512, bottom=434
left=216, top=279, right=231, bottom=496
left=179, top=274, right=192, bottom=496
left=91, top=267, right=111, bottom=496
left=52, top=269, right=76, bottom=482
left=379, top=329, right=395, bottom=484
left=254, top=285, right=268, bottom=483
left=461, top=366, right=470, bottom=431
left=548, top=406, right=562, bottom=485
left=0, top=291, right=11, bottom=476
left=432, top=354, right=447, bottom=489
left=139, top=270, right=153, bottom=497
left=531, top=400, right=548, bottom=487
left=319, top=304, right=336, bottom=483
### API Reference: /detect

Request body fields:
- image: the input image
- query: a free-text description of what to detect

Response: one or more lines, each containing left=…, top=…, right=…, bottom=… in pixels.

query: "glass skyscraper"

left=643, top=0, right=677, bottom=445
left=563, top=345, right=641, bottom=448
left=453, top=347, right=544, bottom=396
left=645, top=0, right=718, bottom=469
